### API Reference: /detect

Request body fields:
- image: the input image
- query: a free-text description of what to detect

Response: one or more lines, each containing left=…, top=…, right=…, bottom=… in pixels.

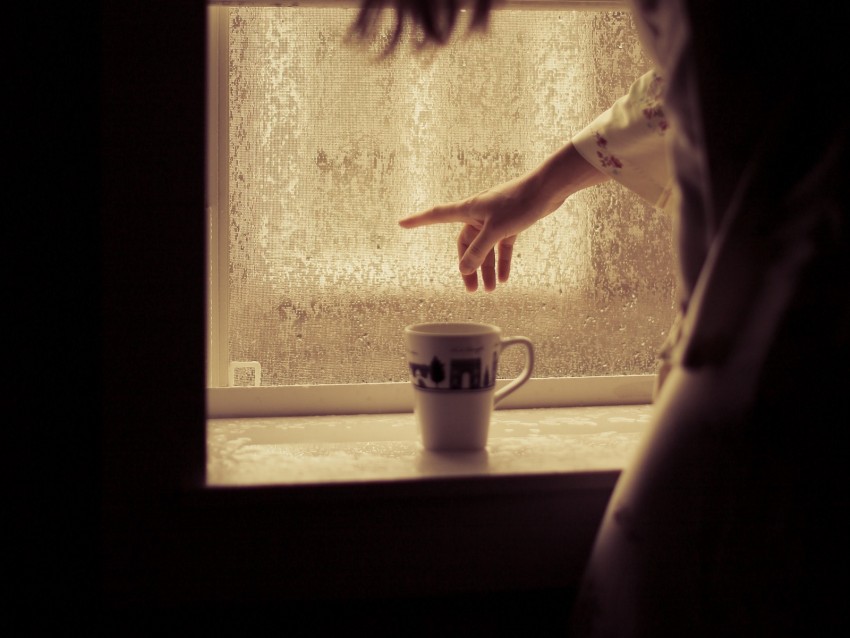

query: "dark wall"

left=101, top=1, right=208, bottom=494
left=98, top=0, right=206, bottom=618
left=14, top=0, right=203, bottom=625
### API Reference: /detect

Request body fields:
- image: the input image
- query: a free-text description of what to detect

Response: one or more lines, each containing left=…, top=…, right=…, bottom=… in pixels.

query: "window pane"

left=225, top=6, right=676, bottom=386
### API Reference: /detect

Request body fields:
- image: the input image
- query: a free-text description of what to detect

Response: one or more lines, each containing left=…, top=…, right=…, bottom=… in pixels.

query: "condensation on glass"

left=225, top=6, right=677, bottom=386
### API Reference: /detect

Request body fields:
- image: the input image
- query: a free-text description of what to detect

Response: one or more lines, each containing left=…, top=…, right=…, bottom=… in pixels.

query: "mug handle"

left=493, top=336, right=534, bottom=405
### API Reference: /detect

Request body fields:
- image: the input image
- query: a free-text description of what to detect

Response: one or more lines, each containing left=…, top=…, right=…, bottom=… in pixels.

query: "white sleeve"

left=572, top=70, right=673, bottom=212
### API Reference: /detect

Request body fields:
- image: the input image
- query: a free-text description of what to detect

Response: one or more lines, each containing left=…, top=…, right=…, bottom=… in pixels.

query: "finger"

left=480, top=247, right=497, bottom=292
left=458, top=226, right=479, bottom=292
left=497, top=237, right=516, bottom=283
left=399, top=203, right=470, bottom=229
left=459, top=224, right=497, bottom=275
left=462, top=271, right=479, bottom=292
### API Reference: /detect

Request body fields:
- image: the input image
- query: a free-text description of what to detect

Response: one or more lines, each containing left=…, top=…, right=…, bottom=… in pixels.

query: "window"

left=206, top=1, right=676, bottom=417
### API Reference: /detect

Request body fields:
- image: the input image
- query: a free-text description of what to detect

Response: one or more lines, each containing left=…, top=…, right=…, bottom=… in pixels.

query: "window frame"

left=205, top=0, right=653, bottom=419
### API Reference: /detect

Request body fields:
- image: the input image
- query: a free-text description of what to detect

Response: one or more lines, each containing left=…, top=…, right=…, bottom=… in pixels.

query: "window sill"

left=207, top=403, right=652, bottom=488
left=200, top=403, right=652, bottom=600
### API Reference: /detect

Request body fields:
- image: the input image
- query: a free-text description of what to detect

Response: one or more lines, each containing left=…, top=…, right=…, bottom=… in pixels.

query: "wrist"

left=521, top=142, right=602, bottom=215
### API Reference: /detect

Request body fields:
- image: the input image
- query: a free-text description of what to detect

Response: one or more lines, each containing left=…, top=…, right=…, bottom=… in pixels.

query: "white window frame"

left=205, top=0, right=652, bottom=419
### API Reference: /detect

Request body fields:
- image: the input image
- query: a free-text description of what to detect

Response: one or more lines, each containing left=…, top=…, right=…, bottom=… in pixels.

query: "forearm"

left=523, top=141, right=611, bottom=216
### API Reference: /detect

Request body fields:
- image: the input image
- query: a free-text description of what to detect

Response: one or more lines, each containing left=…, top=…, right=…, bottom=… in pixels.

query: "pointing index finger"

left=398, top=203, right=468, bottom=228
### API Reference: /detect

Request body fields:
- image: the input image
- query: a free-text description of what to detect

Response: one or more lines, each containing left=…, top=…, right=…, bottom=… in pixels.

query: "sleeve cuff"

left=572, top=70, right=674, bottom=212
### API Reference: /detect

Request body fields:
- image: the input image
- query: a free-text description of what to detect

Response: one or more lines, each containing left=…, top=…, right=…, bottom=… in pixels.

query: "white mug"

left=404, top=322, right=534, bottom=451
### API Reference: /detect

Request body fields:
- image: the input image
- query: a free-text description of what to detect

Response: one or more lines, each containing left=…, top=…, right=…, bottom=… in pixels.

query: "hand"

left=399, top=177, right=539, bottom=292
left=398, top=142, right=607, bottom=292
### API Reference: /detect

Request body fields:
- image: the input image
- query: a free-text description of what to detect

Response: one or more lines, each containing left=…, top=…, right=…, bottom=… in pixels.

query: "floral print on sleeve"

left=594, top=132, right=624, bottom=174
left=640, top=72, right=668, bottom=135
left=572, top=70, right=673, bottom=212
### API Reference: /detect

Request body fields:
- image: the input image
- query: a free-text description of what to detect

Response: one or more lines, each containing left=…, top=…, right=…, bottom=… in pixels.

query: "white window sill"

left=207, top=403, right=652, bottom=488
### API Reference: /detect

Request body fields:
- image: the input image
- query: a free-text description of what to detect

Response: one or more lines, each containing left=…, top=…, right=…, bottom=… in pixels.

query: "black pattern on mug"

left=409, top=352, right=499, bottom=390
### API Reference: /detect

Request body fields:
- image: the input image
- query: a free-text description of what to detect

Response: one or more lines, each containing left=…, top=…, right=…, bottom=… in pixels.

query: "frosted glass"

left=226, top=6, right=676, bottom=386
